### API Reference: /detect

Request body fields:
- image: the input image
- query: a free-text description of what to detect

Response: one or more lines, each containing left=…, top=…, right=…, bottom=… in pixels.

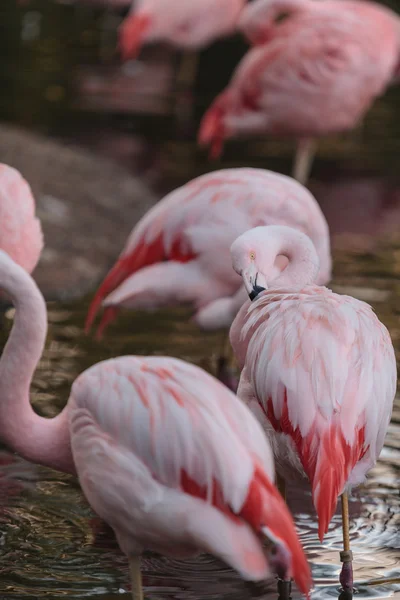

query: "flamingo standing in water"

left=0, top=250, right=312, bottom=599
left=0, top=163, right=43, bottom=274
left=119, top=0, right=245, bottom=128
left=199, top=0, right=400, bottom=184
left=119, top=0, right=245, bottom=60
left=85, top=167, right=331, bottom=387
left=229, top=225, right=397, bottom=590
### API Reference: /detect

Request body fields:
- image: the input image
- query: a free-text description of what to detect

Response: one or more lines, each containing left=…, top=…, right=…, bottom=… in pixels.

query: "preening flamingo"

left=199, top=0, right=400, bottom=184
left=85, top=167, right=331, bottom=385
left=229, top=225, right=397, bottom=590
left=0, top=163, right=43, bottom=274
left=0, top=250, right=312, bottom=599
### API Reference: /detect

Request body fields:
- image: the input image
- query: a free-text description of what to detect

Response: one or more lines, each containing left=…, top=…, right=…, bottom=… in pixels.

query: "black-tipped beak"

left=249, top=285, right=266, bottom=301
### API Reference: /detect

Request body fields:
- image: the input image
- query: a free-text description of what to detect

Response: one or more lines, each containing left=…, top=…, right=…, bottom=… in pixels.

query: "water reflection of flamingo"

left=84, top=168, right=331, bottom=388
left=229, top=225, right=397, bottom=592
left=199, top=0, right=400, bottom=184
left=0, top=164, right=43, bottom=274
left=0, top=249, right=312, bottom=600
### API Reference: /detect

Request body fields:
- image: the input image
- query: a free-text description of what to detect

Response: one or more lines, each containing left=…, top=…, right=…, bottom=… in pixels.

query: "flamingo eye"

left=250, top=251, right=256, bottom=260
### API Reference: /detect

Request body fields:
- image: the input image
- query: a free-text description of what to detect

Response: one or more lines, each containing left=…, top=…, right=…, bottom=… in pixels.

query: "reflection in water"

left=0, top=237, right=398, bottom=599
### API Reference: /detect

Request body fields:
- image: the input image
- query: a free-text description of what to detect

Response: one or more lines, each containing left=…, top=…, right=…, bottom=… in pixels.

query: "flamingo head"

left=263, top=534, right=292, bottom=580
left=238, top=0, right=308, bottom=45
left=230, top=225, right=319, bottom=299
left=230, top=226, right=284, bottom=300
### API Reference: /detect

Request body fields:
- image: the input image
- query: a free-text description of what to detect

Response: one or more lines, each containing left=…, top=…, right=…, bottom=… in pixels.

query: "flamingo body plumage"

left=119, top=0, right=245, bottom=60
left=0, top=249, right=311, bottom=597
left=199, top=0, right=400, bottom=157
left=0, top=164, right=43, bottom=274
left=69, top=355, right=311, bottom=594
left=86, top=168, right=331, bottom=337
left=229, top=226, right=397, bottom=542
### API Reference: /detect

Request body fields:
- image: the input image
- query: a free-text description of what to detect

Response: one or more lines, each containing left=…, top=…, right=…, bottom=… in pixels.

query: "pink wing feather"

left=68, top=355, right=311, bottom=594
left=236, top=287, right=396, bottom=541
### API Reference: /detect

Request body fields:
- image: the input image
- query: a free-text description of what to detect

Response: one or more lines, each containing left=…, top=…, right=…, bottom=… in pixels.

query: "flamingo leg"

left=339, top=492, right=354, bottom=592
left=277, top=578, right=292, bottom=600
left=292, top=138, right=317, bottom=186
left=175, top=51, right=200, bottom=135
left=215, top=332, right=239, bottom=393
left=275, top=474, right=292, bottom=599
left=276, top=473, right=286, bottom=502
left=129, top=556, right=143, bottom=600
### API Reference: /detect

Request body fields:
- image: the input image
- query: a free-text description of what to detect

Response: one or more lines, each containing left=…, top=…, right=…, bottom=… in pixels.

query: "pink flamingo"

left=199, top=0, right=400, bottom=184
left=229, top=224, right=397, bottom=591
left=0, top=250, right=312, bottom=599
left=84, top=168, right=331, bottom=372
left=0, top=163, right=43, bottom=275
left=119, top=0, right=245, bottom=60
left=118, top=0, right=245, bottom=127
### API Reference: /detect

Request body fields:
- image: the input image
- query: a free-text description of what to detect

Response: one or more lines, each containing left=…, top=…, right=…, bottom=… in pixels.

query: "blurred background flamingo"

left=0, top=248, right=311, bottom=600
left=0, top=163, right=43, bottom=275
left=229, top=225, right=396, bottom=591
left=199, top=0, right=400, bottom=184
left=119, top=0, right=245, bottom=129
left=119, top=0, right=245, bottom=60
left=85, top=167, right=331, bottom=388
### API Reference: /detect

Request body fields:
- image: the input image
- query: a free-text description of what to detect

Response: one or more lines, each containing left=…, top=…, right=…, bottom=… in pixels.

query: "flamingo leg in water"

left=277, top=578, right=292, bottom=600
left=129, top=557, right=143, bottom=600
left=292, top=138, right=317, bottom=186
left=275, top=475, right=292, bottom=600
left=340, top=492, right=354, bottom=592
left=175, top=51, right=200, bottom=136
left=216, top=332, right=239, bottom=393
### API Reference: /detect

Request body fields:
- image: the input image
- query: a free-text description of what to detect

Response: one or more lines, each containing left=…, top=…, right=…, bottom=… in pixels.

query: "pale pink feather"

left=0, top=164, right=43, bottom=274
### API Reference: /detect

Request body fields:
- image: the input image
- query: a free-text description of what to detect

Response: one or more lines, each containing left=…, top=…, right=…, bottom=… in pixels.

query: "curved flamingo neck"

left=0, top=257, right=74, bottom=474
left=270, top=230, right=320, bottom=290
